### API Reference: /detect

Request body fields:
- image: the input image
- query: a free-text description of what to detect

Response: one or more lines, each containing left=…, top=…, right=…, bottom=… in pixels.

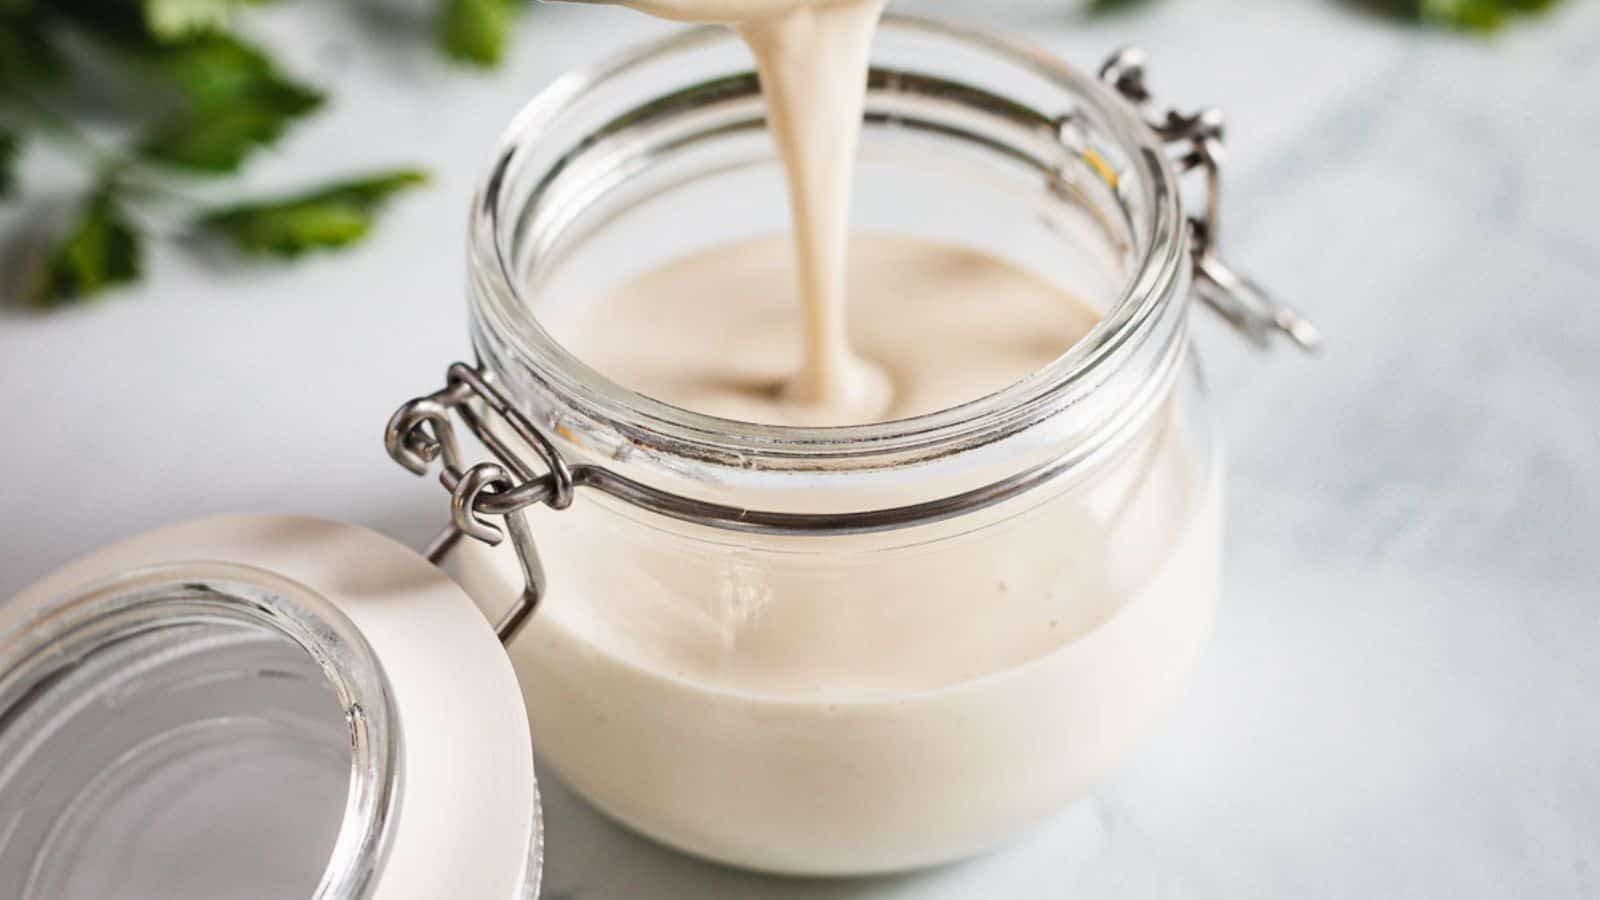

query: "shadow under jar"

left=415, top=16, right=1310, bottom=878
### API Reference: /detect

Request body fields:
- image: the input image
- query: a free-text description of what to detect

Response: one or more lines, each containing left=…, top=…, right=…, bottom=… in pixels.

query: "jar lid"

left=0, top=515, right=541, bottom=900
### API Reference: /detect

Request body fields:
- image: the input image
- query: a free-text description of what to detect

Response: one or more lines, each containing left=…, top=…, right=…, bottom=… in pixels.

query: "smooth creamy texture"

left=603, top=0, right=889, bottom=421
left=463, top=434, right=1221, bottom=873
left=552, top=234, right=1100, bottom=426
left=598, top=0, right=834, bottom=20
left=736, top=1, right=887, bottom=416
left=482, top=232, right=1220, bottom=868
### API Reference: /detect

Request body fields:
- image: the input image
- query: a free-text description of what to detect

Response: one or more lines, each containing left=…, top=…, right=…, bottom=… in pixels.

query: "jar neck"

left=467, top=16, right=1189, bottom=516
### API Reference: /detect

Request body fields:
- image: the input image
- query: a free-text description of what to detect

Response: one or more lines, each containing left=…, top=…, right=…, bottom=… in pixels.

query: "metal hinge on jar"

left=1096, top=47, right=1322, bottom=353
left=387, top=364, right=568, bottom=645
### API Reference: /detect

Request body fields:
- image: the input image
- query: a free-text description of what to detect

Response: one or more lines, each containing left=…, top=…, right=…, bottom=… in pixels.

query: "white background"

left=2, top=1, right=1597, bottom=897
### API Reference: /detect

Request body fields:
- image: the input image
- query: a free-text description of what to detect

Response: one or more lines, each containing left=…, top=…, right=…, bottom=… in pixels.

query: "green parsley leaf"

left=35, top=187, right=144, bottom=306
left=1422, top=0, right=1560, bottom=29
left=136, top=32, right=323, bottom=171
left=441, top=0, right=518, bottom=67
left=198, top=169, right=427, bottom=256
left=142, top=31, right=301, bottom=106
left=0, top=129, right=18, bottom=197
left=1349, top=0, right=1562, bottom=30
left=139, top=78, right=321, bottom=170
left=1087, top=0, right=1161, bottom=14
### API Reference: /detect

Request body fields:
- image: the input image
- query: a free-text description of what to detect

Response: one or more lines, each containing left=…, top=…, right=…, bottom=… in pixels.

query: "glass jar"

left=403, top=16, right=1314, bottom=877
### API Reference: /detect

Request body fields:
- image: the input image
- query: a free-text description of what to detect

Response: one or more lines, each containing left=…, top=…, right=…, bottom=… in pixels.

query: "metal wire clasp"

left=1097, top=47, right=1322, bottom=352
left=385, top=363, right=572, bottom=644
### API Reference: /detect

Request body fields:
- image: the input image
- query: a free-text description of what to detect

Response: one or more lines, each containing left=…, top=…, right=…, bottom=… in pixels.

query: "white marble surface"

left=2, top=1, right=1597, bottom=897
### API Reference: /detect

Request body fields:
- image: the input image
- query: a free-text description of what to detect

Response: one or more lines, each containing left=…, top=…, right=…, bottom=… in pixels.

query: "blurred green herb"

left=1089, top=0, right=1564, bottom=29
left=201, top=169, right=428, bottom=256
left=0, top=0, right=495, bottom=307
left=36, top=184, right=143, bottom=306
left=1357, top=0, right=1561, bottom=30
left=442, top=0, right=523, bottom=66
left=136, top=33, right=326, bottom=172
left=1086, top=0, right=1159, bottom=14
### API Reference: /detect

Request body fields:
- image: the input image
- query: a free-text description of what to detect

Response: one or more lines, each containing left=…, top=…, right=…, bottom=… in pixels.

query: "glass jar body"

left=459, top=383, right=1218, bottom=874
left=462, top=17, right=1216, bottom=875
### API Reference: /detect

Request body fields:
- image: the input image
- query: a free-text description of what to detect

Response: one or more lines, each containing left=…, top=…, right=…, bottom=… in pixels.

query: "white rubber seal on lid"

left=1, top=515, right=541, bottom=900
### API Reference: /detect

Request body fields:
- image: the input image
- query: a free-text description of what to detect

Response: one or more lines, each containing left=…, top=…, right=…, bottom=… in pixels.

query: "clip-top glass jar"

left=0, top=16, right=1317, bottom=897
left=394, top=15, right=1317, bottom=877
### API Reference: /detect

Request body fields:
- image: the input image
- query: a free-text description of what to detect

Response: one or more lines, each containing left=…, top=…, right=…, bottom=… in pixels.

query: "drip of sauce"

left=584, top=0, right=893, bottom=422
left=735, top=1, right=889, bottom=419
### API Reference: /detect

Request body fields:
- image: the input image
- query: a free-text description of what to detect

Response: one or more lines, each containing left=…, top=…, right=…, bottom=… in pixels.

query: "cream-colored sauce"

left=491, top=229, right=1220, bottom=878
left=596, top=0, right=890, bottom=421
left=736, top=1, right=888, bottom=417
left=588, top=0, right=831, bottom=21
left=552, top=234, right=1099, bottom=426
left=461, top=430, right=1221, bottom=873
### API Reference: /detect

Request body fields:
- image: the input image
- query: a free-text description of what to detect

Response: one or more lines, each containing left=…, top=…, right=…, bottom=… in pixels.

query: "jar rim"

left=467, top=14, right=1188, bottom=471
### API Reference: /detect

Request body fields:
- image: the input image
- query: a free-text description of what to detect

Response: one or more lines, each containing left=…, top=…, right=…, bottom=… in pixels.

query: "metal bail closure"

left=386, top=363, right=568, bottom=645
left=1097, top=47, right=1322, bottom=353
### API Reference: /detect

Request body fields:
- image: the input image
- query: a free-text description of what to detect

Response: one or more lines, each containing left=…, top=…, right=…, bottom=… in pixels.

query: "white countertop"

left=2, top=1, right=1597, bottom=897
